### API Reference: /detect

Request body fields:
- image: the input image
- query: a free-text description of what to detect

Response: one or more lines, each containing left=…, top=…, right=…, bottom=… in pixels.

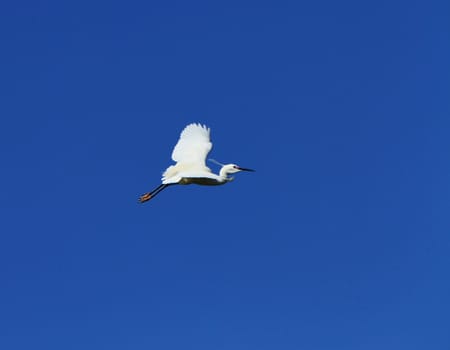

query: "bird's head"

left=224, top=164, right=255, bottom=174
left=219, top=164, right=255, bottom=181
left=209, top=159, right=255, bottom=180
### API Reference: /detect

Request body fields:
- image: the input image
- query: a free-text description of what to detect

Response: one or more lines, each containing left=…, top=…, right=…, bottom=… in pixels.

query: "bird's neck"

left=219, top=166, right=233, bottom=182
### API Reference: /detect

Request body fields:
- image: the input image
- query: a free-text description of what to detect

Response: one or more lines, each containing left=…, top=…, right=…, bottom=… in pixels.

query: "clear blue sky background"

left=1, top=1, right=449, bottom=349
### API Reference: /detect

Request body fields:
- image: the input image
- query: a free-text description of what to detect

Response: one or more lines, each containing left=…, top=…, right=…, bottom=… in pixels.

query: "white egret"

left=139, top=123, right=254, bottom=203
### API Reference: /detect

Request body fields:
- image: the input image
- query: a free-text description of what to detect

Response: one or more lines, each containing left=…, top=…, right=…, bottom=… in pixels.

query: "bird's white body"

left=139, top=123, right=253, bottom=202
left=162, top=124, right=241, bottom=185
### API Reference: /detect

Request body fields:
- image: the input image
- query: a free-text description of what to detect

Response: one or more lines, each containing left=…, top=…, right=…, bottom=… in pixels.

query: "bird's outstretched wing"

left=171, top=123, right=212, bottom=167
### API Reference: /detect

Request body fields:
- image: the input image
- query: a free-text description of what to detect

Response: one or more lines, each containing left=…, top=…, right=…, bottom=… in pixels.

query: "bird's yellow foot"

left=139, top=192, right=152, bottom=203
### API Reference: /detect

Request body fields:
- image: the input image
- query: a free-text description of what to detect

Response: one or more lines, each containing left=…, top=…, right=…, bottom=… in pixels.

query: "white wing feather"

left=171, top=123, right=212, bottom=165
left=162, top=123, right=213, bottom=183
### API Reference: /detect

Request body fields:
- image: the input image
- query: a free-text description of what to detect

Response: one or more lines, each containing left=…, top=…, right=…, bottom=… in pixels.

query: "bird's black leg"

left=138, top=184, right=172, bottom=203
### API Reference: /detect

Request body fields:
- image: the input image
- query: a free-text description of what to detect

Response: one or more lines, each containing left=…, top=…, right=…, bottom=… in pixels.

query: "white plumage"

left=171, top=123, right=212, bottom=165
left=162, top=123, right=213, bottom=184
left=139, top=123, right=254, bottom=203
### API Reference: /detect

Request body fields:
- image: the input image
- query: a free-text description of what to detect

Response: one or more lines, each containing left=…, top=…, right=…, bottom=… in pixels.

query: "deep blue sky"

left=1, top=1, right=450, bottom=349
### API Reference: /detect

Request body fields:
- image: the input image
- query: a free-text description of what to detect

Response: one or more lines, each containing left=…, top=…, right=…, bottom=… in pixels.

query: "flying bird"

left=139, top=123, right=254, bottom=203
